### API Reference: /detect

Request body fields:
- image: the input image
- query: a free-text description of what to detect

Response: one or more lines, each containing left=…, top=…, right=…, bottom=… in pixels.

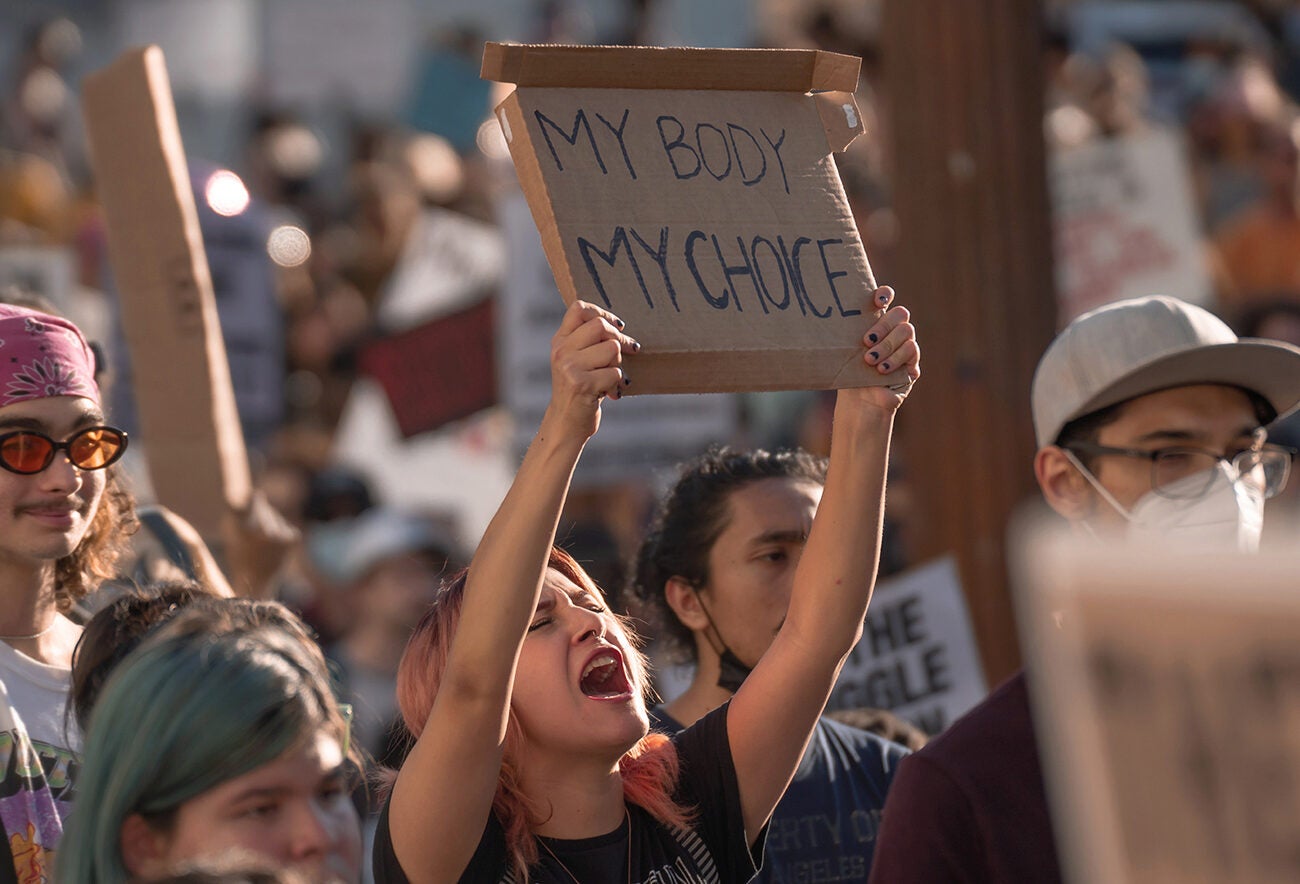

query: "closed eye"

left=527, top=617, right=552, bottom=633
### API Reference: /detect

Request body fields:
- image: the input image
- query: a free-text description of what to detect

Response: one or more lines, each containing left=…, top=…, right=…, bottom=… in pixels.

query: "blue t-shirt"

left=652, top=707, right=908, bottom=883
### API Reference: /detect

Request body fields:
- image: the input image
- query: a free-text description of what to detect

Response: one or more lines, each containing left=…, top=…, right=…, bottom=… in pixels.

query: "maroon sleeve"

left=868, top=753, right=983, bottom=884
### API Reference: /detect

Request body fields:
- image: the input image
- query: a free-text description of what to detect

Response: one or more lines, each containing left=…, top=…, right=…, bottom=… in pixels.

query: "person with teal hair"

left=57, top=610, right=362, bottom=882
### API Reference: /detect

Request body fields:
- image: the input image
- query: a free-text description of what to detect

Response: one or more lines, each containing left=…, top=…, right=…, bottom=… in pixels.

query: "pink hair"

left=390, top=547, right=694, bottom=881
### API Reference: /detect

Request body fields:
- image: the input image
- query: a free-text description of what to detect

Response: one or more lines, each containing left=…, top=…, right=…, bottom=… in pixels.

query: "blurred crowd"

left=4, top=0, right=1300, bottom=777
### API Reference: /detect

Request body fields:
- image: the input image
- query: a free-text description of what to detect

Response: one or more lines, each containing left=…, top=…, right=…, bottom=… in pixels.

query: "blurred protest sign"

left=340, top=206, right=512, bottom=532
left=333, top=386, right=514, bottom=545
left=1050, top=128, right=1212, bottom=321
left=81, top=46, right=251, bottom=539
left=498, top=189, right=737, bottom=488
left=1015, top=527, right=1300, bottom=884
left=359, top=207, right=505, bottom=437
left=0, top=245, right=75, bottom=318
left=483, top=42, right=903, bottom=394
left=360, top=298, right=496, bottom=438
left=829, top=556, right=986, bottom=735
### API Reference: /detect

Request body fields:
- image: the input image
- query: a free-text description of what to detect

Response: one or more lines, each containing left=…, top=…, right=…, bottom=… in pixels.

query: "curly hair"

left=54, top=466, right=137, bottom=611
left=628, top=446, right=827, bottom=664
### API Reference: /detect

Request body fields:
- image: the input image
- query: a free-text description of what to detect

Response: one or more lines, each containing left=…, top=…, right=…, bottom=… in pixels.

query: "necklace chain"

left=535, top=807, right=632, bottom=884
left=0, top=618, right=58, bottom=642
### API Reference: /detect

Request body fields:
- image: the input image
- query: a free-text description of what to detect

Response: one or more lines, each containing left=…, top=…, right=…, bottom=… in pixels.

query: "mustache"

left=15, top=497, right=87, bottom=515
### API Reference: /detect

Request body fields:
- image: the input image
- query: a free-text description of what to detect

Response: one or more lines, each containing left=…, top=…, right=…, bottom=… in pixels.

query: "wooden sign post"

left=81, top=46, right=251, bottom=539
left=483, top=42, right=905, bottom=394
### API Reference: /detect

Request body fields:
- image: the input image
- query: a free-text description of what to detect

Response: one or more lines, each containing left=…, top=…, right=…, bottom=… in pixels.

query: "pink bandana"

left=0, top=305, right=100, bottom=409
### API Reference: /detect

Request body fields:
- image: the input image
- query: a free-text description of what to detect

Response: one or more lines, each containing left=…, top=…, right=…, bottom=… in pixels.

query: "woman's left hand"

left=852, top=285, right=920, bottom=412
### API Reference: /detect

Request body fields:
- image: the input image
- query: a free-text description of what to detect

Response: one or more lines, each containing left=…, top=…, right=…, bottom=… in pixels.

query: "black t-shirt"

left=372, top=703, right=763, bottom=883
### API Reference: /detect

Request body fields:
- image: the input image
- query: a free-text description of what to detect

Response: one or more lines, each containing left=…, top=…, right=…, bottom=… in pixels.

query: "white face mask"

left=1066, top=453, right=1266, bottom=553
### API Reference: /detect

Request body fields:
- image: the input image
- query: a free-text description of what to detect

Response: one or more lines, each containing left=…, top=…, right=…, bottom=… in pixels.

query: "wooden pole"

left=881, top=0, right=1057, bottom=684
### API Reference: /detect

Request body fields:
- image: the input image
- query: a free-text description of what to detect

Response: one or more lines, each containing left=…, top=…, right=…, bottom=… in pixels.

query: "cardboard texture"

left=484, top=43, right=900, bottom=394
left=1014, top=529, right=1300, bottom=884
left=81, top=46, right=251, bottom=538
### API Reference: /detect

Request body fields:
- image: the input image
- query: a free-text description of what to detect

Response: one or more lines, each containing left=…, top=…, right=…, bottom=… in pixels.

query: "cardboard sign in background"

left=1015, top=530, right=1300, bottom=884
left=485, top=44, right=906, bottom=395
left=1050, top=128, right=1212, bottom=322
left=81, top=46, right=251, bottom=539
left=829, top=556, right=987, bottom=735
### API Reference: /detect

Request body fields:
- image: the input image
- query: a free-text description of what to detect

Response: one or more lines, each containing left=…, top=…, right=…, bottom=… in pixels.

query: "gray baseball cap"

left=1031, top=296, right=1300, bottom=448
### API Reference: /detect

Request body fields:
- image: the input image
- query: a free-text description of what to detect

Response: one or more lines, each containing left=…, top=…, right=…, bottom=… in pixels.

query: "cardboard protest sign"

left=1050, top=128, right=1212, bottom=322
left=829, top=556, right=987, bottom=735
left=81, top=46, right=251, bottom=539
left=1014, top=527, right=1300, bottom=884
left=483, top=43, right=901, bottom=394
left=497, top=189, right=737, bottom=487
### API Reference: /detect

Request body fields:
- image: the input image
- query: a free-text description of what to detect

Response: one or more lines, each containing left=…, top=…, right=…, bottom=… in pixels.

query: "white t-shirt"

left=0, top=640, right=78, bottom=883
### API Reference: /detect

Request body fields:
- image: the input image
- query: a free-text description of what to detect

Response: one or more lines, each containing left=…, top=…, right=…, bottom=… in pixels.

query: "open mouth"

left=579, top=648, right=632, bottom=699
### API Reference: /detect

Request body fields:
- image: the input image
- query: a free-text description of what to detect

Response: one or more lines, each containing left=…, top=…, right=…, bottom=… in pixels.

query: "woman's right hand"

left=546, top=300, right=640, bottom=440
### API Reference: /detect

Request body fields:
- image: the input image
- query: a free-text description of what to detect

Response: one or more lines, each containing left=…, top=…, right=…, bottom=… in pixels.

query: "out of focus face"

left=149, top=730, right=362, bottom=882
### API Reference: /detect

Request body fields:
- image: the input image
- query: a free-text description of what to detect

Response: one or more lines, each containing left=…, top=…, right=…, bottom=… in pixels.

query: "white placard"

left=497, top=189, right=738, bottom=488
left=332, top=379, right=514, bottom=545
left=828, top=556, right=987, bottom=736
left=1050, top=127, right=1212, bottom=321
left=377, top=208, right=505, bottom=333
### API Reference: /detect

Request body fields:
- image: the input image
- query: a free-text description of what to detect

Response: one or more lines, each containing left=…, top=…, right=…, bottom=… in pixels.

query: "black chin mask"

left=694, top=592, right=753, bottom=692
left=716, top=646, right=753, bottom=692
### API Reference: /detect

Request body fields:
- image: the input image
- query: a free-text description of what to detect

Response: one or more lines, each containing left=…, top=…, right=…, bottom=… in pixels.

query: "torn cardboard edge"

left=481, top=42, right=860, bottom=94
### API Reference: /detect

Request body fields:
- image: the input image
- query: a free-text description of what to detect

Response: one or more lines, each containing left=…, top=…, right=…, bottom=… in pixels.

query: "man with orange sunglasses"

left=0, top=304, right=134, bottom=880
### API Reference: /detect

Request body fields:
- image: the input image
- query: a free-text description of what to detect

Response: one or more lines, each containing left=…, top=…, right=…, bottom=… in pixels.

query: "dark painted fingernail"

left=881, top=362, right=891, bottom=371
left=614, top=318, right=625, bottom=329
left=868, top=333, right=878, bottom=344
left=869, top=351, right=879, bottom=361
left=632, top=341, right=642, bottom=352
left=623, top=375, right=632, bottom=386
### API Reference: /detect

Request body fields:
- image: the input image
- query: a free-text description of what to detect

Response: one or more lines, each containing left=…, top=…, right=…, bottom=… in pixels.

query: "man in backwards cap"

left=869, top=296, right=1300, bottom=883
left=0, top=304, right=134, bottom=877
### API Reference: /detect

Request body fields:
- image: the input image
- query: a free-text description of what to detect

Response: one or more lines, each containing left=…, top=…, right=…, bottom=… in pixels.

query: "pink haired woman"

left=374, top=290, right=919, bottom=883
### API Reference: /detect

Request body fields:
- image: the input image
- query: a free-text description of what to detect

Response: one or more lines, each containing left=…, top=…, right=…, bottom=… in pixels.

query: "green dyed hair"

left=57, top=624, right=348, bottom=883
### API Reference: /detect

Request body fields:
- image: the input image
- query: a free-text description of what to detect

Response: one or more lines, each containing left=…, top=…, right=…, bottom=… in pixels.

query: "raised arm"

left=727, top=285, right=919, bottom=842
left=386, top=301, right=636, bottom=883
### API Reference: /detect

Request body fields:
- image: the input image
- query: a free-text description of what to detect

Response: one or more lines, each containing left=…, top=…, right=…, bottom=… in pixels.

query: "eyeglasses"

left=0, top=426, right=129, bottom=475
left=1066, top=441, right=1296, bottom=500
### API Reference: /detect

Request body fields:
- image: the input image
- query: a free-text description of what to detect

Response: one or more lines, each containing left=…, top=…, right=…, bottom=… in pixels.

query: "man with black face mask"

left=868, top=295, right=1300, bottom=884
left=631, top=447, right=910, bottom=882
